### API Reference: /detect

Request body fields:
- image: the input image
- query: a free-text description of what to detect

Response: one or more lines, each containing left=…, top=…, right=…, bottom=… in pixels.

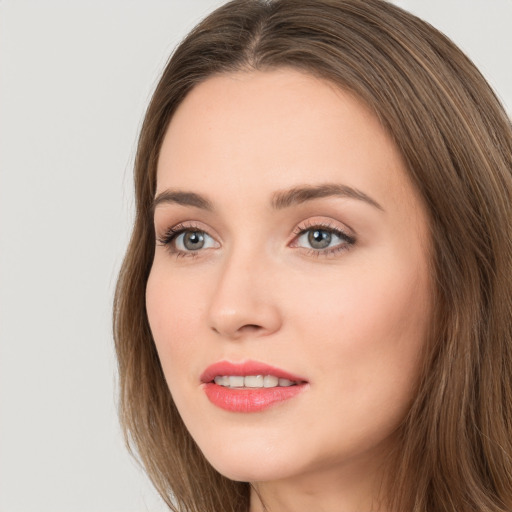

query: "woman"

left=113, top=0, right=512, bottom=510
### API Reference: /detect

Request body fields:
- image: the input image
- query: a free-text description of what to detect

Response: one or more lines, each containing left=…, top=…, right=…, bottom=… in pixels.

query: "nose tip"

left=207, top=261, right=282, bottom=340
left=209, top=303, right=281, bottom=340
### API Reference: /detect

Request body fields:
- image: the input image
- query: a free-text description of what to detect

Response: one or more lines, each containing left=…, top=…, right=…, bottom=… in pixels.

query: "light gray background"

left=0, top=1, right=510, bottom=511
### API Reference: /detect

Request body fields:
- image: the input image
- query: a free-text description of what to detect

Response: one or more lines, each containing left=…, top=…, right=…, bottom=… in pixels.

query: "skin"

left=146, top=68, right=432, bottom=512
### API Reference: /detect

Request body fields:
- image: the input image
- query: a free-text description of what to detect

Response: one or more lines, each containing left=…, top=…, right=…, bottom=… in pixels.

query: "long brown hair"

left=113, top=1, right=512, bottom=510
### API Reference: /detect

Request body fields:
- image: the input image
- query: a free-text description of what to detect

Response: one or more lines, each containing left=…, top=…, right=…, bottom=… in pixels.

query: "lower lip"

left=203, top=383, right=307, bottom=412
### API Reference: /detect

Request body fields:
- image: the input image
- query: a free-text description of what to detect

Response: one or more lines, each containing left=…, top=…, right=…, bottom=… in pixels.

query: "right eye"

left=157, top=224, right=219, bottom=257
left=174, top=230, right=216, bottom=251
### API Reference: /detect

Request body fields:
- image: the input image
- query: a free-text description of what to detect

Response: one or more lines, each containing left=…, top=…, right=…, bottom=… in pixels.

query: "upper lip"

left=200, top=360, right=307, bottom=384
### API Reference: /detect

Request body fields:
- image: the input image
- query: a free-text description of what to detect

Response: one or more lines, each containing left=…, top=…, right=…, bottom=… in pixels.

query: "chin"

left=200, top=443, right=298, bottom=483
left=210, top=460, right=292, bottom=483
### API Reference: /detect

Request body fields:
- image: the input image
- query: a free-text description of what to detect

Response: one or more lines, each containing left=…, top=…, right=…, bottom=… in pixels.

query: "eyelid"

left=156, top=221, right=221, bottom=258
left=291, top=217, right=355, bottom=239
left=156, top=221, right=200, bottom=244
left=289, top=218, right=356, bottom=255
left=156, top=219, right=216, bottom=240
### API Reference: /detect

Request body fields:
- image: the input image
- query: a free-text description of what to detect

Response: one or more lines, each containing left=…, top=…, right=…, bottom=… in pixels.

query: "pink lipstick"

left=201, top=360, right=308, bottom=413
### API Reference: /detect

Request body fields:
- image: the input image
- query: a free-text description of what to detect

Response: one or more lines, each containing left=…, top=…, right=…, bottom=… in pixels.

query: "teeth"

left=229, top=376, right=245, bottom=388
left=217, top=376, right=229, bottom=386
left=245, top=375, right=264, bottom=388
left=213, top=375, right=297, bottom=388
left=263, top=375, right=279, bottom=387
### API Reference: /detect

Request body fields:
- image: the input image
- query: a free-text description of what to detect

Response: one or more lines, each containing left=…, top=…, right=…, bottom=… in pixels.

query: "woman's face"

left=146, top=69, right=432, bottom=491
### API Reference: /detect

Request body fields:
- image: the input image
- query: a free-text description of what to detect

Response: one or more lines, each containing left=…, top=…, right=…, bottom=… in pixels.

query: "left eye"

left=295, top=227, right=352, bottom=250
left=174, top=230, right=217, bottom=251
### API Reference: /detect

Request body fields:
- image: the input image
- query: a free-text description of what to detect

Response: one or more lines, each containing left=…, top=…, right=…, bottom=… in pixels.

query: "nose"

left=207, top=249, right=282, bottom=340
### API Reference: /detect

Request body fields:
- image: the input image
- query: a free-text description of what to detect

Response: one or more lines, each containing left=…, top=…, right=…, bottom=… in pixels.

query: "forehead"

left=156, top=68, right=419, bottom=213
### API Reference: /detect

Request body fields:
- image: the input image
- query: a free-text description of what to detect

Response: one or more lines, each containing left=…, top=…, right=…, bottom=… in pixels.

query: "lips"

left=200, top=360, right=306, bottom=383
left=200, top=360, right=308, bottom=412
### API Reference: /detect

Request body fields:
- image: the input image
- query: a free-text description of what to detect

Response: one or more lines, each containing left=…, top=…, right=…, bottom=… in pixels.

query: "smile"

left=213, top=375, right=297, bottom=388
left=201, top=361, right=308, bottom=412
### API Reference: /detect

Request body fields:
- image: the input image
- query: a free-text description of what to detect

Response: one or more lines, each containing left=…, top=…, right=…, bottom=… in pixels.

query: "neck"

left=249, top=457, right=391, bottom=512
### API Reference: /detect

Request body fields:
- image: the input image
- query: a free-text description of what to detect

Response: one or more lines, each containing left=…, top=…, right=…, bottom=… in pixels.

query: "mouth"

left=200, top=360, right=308, bottom=412
left=213, top=375, right=299, bottom=388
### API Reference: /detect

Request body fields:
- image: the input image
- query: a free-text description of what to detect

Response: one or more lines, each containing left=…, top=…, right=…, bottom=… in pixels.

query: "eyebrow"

left=152, top=190, right=214, bottom=212
left=152, top=183, right=383, bottom=213
left=271, top=183, right=384, bottom=211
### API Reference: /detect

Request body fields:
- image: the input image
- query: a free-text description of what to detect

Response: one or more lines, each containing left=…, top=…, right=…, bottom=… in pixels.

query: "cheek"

left=292, top=249, right=431, bottom=396
left=145, top=267, right=208, bottom=430
left=297, top=258, right=428, bottom=328
left=342, top=272, right=429, bottom=348
left=145, top=264, right=204, bottom=368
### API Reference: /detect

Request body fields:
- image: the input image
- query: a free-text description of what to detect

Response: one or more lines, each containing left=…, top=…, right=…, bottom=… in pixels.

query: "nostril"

left=210, top=323, right=264, bottom=338
left=240, top=324, right=263, bottom=332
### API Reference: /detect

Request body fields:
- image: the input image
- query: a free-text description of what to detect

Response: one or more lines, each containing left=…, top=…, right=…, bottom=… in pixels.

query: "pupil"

left=184, top=231, right=205, bottom=250
left=308, top=229, right=331, bottom=249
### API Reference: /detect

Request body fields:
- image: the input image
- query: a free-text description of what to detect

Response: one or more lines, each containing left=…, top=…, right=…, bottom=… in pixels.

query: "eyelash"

left=292, top=220, right=356, bottom=257
left=156, top=221, right=356, bottom=258
left=156, top=222, right=206, bottom=259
